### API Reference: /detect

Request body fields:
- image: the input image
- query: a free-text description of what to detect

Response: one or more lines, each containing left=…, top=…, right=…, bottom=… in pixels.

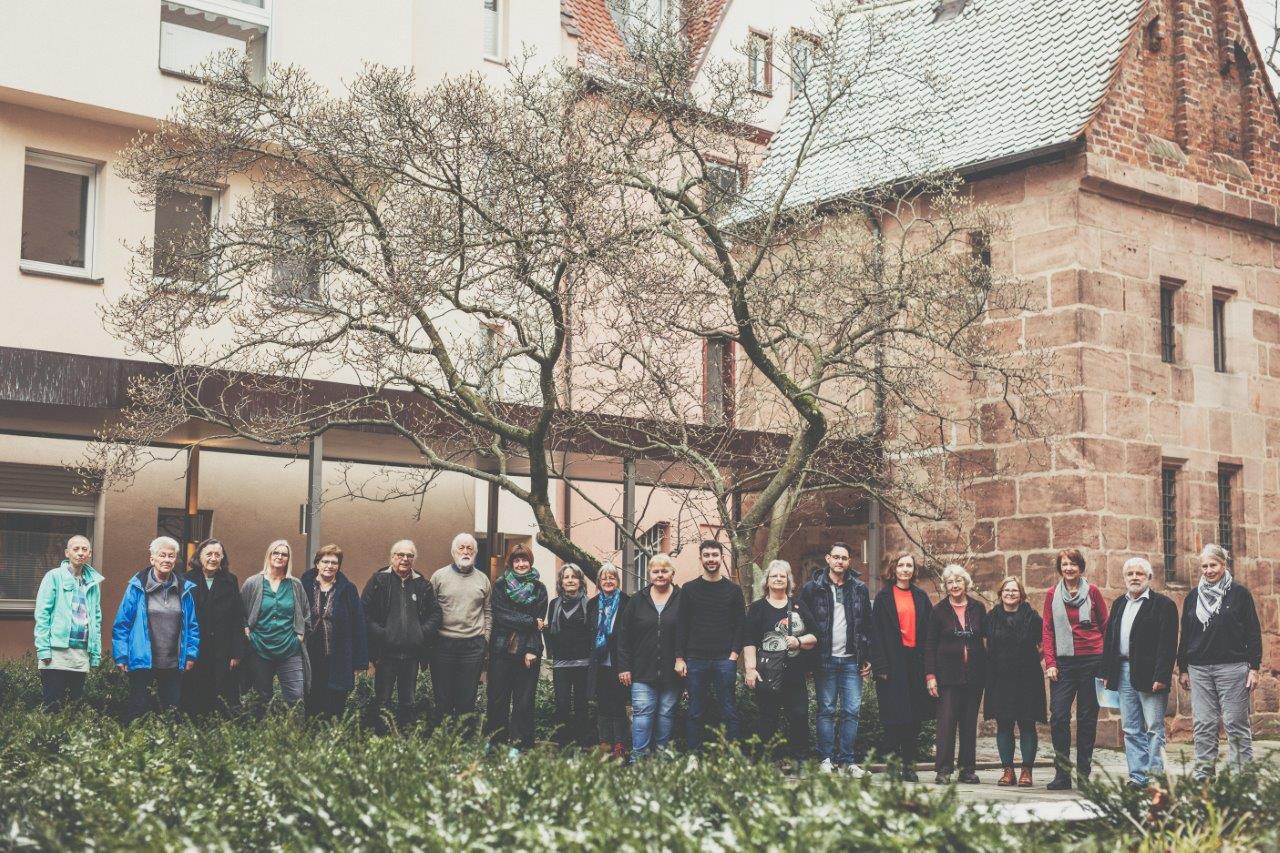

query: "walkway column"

left=622, top=457, right=636, bottom=592
left=486, top=479, right=501, bottom=580
left=304, top=435, right=323, bottom=565
left=183, top=445, right=200, bottom=565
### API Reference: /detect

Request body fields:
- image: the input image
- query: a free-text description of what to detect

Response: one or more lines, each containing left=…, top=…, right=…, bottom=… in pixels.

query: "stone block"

left=1124, top=441, right=1162, bottom=475
left=1150, top=400, right=1180, bottom=440
left=1018, top=474, right=1105, bottom=514
left=1106, top=475, right=1151, bottom=515
left=997, top=516, right=1051, bottom=551
left=966, top=479, right=1016, bottom=518
left=1101, top=515, right=1129, bottom=549
left=1025, top=309, right=1082, bottom=348
left=1080, top=347, right=1130, bottom=393
left=1051, top=512, right=1101, bottom=549
left=1128, top=518, right=1159, bottom=551
left=1105, top=394, right=1149, bottom=439
left=1209, top=410, right=1233, bottom=453
left=1101, top=232, right=1150, bottom=279
left=1025, top=551, right=1061, bottom=590
left=1080, top=391, right=1106, bottom=433
left=1129, top=354, right=1170, bottom=397
left=1014, top=227, right=1083, bottom=275
left=1255, top=309, right=1280, bottom=345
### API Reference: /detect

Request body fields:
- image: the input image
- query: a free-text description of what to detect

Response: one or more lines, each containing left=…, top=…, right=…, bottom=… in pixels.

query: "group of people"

left=34, top=533, right=1262, bottom=786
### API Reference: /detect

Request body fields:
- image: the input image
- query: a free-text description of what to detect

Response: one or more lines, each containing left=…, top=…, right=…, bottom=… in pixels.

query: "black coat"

left=544, top=595, right=592, bottom=662
left=982, top=603, right=1046, bottom=722
left=868, top=584, right=936, bottom=724
left=1101, top=590, right=1179, bottom=693
left=301, top=570, right=370, bottom=693
left=799, top=571, right=872, bottom=662
left=585, top=591, right=629, bottom=695
left=361, top=567, right=442, bottom=663
left=616, top=585, right=682, bottom=686
left=925, top=597, right=987, bottom=687
left=1177, top=583, right=1263, bottom=671
left=489, top=576, right=548, bottom=658
left=185, top=569, right=247, bottom=665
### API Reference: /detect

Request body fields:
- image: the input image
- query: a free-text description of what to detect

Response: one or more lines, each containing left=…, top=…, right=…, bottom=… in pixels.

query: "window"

left=1212, top=294, right=1228, bottom=372
left=1161, top=465, right=1178, bottom=581
left=483, top=0, right=503, bottom=60
left=157, top=507, right=214, bottom=546
left=705, top=161, right=742, bottom=207
left=153, top=186, right=219, bottom=284
left=160, top=1, right=268, bottom=83
left=748, top=31, right=772, bottom=94
left=20, top=152, right=97, bottom=278
left=704, top=335, right=736, bottom=428
left=1159, top=280, right=1178, bottom=363
left=0, top=463, right=97, bottom=609
left=615, top=521, right=667, bottom=590
left=272, top=207, right=325, bottom=303
left=1217, top=465, right=1239, bottom=561
left=790, top=32, right=817, bottom=89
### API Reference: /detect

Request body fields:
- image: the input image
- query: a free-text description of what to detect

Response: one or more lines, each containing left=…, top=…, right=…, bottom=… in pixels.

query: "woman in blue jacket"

left=301, top=544, right=368, bottom=719
left=112, top=536, right=200, bottom=723
left=33, top=534, right=104, bottom=710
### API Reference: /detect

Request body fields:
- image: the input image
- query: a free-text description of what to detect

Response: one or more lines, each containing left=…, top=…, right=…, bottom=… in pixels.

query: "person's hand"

left=1152, top=681, right=1167, bottom=693
left=1247, top=669, right=1260, bottom=691
left=927, top=677, right=939, bottom=698
left=229, top=658, right=240, bottom=670
left=876, top=673, right=888, bottom=682
left=1046, top=666, right=1059, bottom=683
left=745, top=667, right=759, bottom=689
left=729, top=651, right=739, bottom=662
left=116, top=663, right=127, bottom=672
left=784, top=636, right=799, bottom=652
left=860, top=662, right=872, bottom=678
left=1179, top=671, right=1190, bottom=691
left=674, top=658, right=688, bottom=677
left=524, top=653, right=537, bottom=669
left=536, top=618, right=546, bottom=631
left=40, top=658, right=51, bottom=667
left=185, top=660, right=195, bottom=672
left=619, top=671, right=632, bottom=687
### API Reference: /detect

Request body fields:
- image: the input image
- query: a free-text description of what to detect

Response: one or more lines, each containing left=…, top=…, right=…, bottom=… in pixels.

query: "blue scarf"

left=595, top=590, right=620, bottom=650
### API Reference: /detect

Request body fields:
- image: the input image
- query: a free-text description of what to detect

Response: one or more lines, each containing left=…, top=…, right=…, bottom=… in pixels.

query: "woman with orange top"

left=868, top=552, right=935, bottom=780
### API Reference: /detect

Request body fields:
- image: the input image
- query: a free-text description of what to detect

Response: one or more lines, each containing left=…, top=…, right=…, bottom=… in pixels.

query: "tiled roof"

left=740, top=0, right=1145, bottom=211
left=562, top=0, right=729, bottom=73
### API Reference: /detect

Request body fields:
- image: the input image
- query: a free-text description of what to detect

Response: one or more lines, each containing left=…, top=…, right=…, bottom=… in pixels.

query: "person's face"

left=392, top=545, right=415, bottom=576
left=1201, top=556, right=1226, bottom=584
left=599, top=572, right=619, bottom=593
left=767, top=567, right=790, bottom=594
left=826, top=547, right=851, bottom=576
left=152, top=547, right=178, bottom=576
left=511, top=556, right=532, bottom=573
left=65, top=538, right=91, bottom=568
left=316, top=554, right=340, bottom=583
left=700, top=547, right=723, bottom=573
left=1000, top=581, right=1022, bottom=607
left=650, top=563, right=673, bottom=589
left=561, top=569, right=581, bottom=595
left=200, top=543, right=224, bottom=575
left=1059, top=557, right=1082, bottom=583
left=1125, top=564, right=1151, bottom=596
left=894, top=555, right=915, bottom=586
left=270, top=545, right=290, bottom=572
left=453, top=540, right=476, bottom=568
left=945, top=574, right=967, bottom=598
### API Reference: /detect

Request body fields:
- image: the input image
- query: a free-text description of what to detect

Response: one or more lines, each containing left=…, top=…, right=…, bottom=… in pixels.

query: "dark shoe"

left=1126, top=779, right=1147, bottom=790
left=1018, top=768, right=1033, bottom=787
left=902, top=769, right=919, bottom=782
left=935, top=772, right=951, bottom=785
left=997, top=768, right=1016, bottom=787
left=958, top=770, right=981, bottom=784
left=1046, top=774, right=1072, bottom=791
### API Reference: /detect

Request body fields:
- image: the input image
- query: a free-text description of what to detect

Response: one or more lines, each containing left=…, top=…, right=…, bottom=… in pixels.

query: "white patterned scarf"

left=1195, top=570, right=1233, bottom=626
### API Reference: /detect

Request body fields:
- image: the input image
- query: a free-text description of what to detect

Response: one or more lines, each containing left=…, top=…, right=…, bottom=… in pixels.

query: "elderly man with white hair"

left=428, top=532, right=492, bottom=728
left=1100, top=557, right=1178, bottom=788
left=361, top=539, right=440, bottom=729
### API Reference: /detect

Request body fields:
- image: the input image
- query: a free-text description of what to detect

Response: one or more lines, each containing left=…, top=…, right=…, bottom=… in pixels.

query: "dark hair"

left=829, top=541, right=852, bottom=557
left=189, top=538, right=229, bottom=574
left=880, top=552, right=916, bottom=584
left=1056, top=549, right=1086, bottom=575
left=506, top=542, right=535, bottom=569
left=699, top=539, right=724, bottom=554
left=313, top=543, right=344, bottom=568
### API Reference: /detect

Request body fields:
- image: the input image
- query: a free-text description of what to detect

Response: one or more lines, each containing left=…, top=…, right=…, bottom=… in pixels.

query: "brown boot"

left=1018, top=768, right=1033, bottom=787
left=612, top=742, right=626, bottom=761
left=997, top=768, right=1016, bottom=787
left=599, top=741, right=612, bottom=755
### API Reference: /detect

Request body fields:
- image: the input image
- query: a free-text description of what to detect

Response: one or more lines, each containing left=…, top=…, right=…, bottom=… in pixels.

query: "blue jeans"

left=1118, top=661, right=1168, bottom=784
left=631, top=681, right=680, bottom=757
left=685, top=657, right=740, bottom=750
left=816, top=657, right=863, bottom=764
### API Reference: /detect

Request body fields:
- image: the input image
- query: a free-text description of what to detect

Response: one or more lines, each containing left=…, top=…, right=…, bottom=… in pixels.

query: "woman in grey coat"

left=241, top=539, right=310, bottom=708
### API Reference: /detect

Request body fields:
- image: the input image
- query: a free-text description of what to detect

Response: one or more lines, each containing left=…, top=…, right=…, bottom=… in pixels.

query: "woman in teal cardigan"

left=33, top=534, right=104, bottom=710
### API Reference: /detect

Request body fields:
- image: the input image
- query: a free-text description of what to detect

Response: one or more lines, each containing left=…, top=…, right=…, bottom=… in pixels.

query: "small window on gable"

left=20, top=151, right=98, bottom=279
left=748, top=31, right=772, bottom=95
left=159, top=1, right=268, bottom=83
left=703, top=335, right=736, bottom=428
left=705, top=160, right=742, bottom=207
left=790, top=31, right=818, bottom=89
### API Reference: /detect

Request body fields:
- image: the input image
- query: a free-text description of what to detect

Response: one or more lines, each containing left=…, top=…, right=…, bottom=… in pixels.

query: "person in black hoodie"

left=361, top=539, right=441, bottom=730
left=545, top=563, right=592, bottom=748
left=182, top=538, right=247, bottom=717
left=616, top=553, right=682, bottom=760
left=925, top=564, right=986, bottom=785
left=485, top=543, right=548, bottom=750
left=302, top=544, right=369, bottom=719
left=586, top=563, right=630, bottom=758
left=983, top=577, right=1046, bottom=788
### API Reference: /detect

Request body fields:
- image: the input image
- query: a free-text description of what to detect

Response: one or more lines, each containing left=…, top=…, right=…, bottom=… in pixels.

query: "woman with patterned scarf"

left=1177, top=544, right=1263, bottom=780
left=545, top=563, right=592, bottom=748
left=586, top=563, right=630, bottom=758
left=301, top=544, right=368, bottom=719
left=484, top=543, right=548, bottom=750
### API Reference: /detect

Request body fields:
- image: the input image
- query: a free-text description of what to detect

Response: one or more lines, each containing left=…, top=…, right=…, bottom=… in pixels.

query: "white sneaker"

left=844, top=764, right=867, bottom=778
left=819, top=758, right=835, bottom=773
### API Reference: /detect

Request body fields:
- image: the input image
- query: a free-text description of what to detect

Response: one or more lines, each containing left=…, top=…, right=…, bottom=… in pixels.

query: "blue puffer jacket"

left=112, top=569, right=200, bottom=671
left=800, top=569, right=872, bottom=663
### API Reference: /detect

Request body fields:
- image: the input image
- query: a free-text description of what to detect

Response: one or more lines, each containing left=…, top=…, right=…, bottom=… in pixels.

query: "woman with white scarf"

left=1040, top=548, right=1108, bottom=791
left=1177, top=544, right=1262, bottom=780
left=545, top=563, right=592, bottom=748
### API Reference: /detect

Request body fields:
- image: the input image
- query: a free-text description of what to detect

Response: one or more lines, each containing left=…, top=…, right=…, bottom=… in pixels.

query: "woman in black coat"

left=869, top=553, right=935, bottom=780
left=301, top=544, right=369, bottom=719
left=182, top=538, right=247, bottom=716
left=983, top=576, right=1046, bottom=787
left=485, top=544, right=548, bottom=750
left=586, top=563, right=630, bottom=758
left=616, top=554, right=682, bottom=760
left=925, top=564, right=987, bottom=785
left=545, top=563, right=592, bottom=748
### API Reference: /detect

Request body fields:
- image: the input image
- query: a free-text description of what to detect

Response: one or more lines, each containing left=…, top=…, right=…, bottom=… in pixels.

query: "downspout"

left=862, top=204, right=886, bottom=596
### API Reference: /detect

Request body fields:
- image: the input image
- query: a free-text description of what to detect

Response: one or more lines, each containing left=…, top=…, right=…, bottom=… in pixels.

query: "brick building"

left=749, top=0, right=1280, bottom=737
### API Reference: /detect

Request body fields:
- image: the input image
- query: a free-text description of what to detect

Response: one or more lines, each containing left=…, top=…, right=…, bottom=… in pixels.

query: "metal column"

left=486, top=479, right=501, bottom=580
left=304, top=435, right=323, bottom=565
left=183, top=445, right=200, bottom=566
left=621, top=458, right=636, bottom=592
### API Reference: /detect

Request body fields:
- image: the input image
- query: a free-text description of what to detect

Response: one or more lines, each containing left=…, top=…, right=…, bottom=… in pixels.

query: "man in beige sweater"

left=428, top=533, right=492, bottom=729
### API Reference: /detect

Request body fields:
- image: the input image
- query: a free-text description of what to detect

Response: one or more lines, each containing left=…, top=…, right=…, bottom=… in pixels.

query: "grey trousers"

left=1188, top=662, right=1253, bottom=776
left=251, top=651, right=306, bottom=706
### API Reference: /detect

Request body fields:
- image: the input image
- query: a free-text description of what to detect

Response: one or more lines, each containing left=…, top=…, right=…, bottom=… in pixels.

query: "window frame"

left=789, top=29, right=819, bottom=90
left=152, top=183, right=222, bottom=290
left=20, top=151, right=99, bottom=281
left=1212, top=293, right=1229, bottom=372
left=703, top=334, right=737, bottom=428
left=1158, top=278, right=1180, bottom=364
left=1160, top=463, right=1179, bottom=583
left=159, top=0, right=271, bottom=83
left=1216, top=464, right=1240, bottom=561
left=748, top=30, right=773, bottom=96
left=483, top=0, right=505, bottom=63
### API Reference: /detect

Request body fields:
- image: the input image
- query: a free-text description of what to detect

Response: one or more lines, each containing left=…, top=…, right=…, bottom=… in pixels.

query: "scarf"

left=1051, top=578, right=1093, bottom=659
left=595, top=590, right=620, bottom=650
left=309, top=579, right=337, bottom=657
left=503, top=567, right=541, bottom=606
left=552, top=591, right=585, bottom=634
left=1196, top=570, right=1233, bottom=626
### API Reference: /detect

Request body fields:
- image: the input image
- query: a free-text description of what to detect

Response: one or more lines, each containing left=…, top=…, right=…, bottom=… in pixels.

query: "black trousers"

left=1049, top=654, right=1101, bottom=776
left=594, top=664, right=629, bottom=746
left=755, top=671, right=809, bottom=760
left=552, top=666, right=590, bottom=747
left=431, top=636, right=486, bottom=727
left=39, top=669, right=87, bottom=711
left=373, top=656, right=420, bottom=727
left=182, top=656, right=241, bottom=717
left=305, top=651, right=350, bottom=719
left=935, top=682, right=983, bottom=773
left=881, top=720, right=923, bottom=767
left=485, top=653, right=539, bottom=748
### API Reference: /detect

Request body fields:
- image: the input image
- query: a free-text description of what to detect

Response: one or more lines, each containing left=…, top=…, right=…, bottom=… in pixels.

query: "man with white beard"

left=428, top=533, right=492, bottom=729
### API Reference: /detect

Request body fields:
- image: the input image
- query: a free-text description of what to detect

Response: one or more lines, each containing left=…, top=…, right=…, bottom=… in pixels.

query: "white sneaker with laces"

left=819, top=758, right=835, bottom=773
left=844, top=764, right=867, bottom=778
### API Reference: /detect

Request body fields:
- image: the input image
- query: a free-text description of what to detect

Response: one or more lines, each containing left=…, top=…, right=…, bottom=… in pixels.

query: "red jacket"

left=1041, top=584, right=1108, bottom=669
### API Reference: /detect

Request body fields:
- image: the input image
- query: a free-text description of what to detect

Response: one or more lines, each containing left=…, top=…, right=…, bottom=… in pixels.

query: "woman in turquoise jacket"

left=112, top=536, right=200, bottom=723
left=33, top=534, right=104, bottom=710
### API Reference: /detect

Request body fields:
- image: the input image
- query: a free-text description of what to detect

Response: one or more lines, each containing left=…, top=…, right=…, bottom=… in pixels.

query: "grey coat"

left=241, top=573, right=311, bottom=692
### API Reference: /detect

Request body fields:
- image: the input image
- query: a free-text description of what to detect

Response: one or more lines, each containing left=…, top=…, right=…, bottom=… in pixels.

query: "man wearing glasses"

left=428, top=533, right=492, bottom=731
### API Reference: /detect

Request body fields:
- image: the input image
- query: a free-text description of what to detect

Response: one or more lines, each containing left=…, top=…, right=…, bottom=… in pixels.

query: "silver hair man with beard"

left=427, top=532, right=493, bottom=727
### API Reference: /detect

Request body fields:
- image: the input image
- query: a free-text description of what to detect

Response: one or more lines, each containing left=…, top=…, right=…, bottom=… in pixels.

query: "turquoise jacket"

left=34, top=561, right=105, bottom=667
left=112, top=569, right=200, bottom=671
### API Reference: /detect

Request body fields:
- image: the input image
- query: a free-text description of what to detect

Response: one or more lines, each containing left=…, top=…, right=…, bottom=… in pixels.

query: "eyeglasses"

left=393, top=552, right=415, bottom=558
left=271, top=551, right=290, bottom=557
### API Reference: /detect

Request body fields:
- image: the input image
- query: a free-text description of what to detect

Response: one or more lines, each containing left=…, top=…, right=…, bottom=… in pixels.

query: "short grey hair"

left=597, top=562, right=623, bottom=584
left=390, top=539, right=417, bottom=559
left=150, top=536, right=180, bottom=557
left=1122, top=556, right=1154, bottom=579
left=1200, top=544, right=1230, bottom=566
left=557, top=563, right=587, bottom=596
left=451, top=533, right=478, bottom=554
left=940, top=563, right=973, bottom=592
left=761, top=559, right=794, bottom=595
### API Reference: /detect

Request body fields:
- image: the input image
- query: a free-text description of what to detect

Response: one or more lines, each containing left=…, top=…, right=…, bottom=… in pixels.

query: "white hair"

left=1200, top=543, right=1230, bottom=565
left=149, top=536, right=180, bottom=557
left=390, top=539, right=417, bottom=559
left=940, top=563, right=973, bottom=591
left=597, top=562, right=623, bottom=583
left=1122, top=556, right=1154, bottom=579
left=451, top=533, right=478, bottom=553
left=761, top=559, right=794, bottom=595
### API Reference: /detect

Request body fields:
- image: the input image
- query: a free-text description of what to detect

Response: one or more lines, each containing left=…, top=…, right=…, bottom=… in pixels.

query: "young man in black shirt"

left=675, top=540, right=744, bottom=750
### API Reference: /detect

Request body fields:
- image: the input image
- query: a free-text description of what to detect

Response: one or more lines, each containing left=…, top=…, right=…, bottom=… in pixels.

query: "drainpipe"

left=863, top=204, right=886, bottom=595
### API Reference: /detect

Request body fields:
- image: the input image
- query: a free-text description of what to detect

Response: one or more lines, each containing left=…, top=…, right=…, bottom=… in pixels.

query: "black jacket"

left=185, top=568, right=247, bottom=665
left=616, top=584, right=682, bottom=686
left=360, top=567, right=441, bottom=663
left=489, top=576, right=548, bottom=658
left=544, top=595, right=592, bottom=662
left=868, top=584, right=936, bottom=723
left=924, top=597, right=987, bottom=687
left=1100, top=590, right=1178, bottom=694
left=1177, top=583, right=1262, bottom=671
left=585, top=591, right=629, bottom=695
left=982, top=602, right=1046, bottom=722
left=799, top=570, right=872, bottom=662
left=301, top=569, right=370, bottom=692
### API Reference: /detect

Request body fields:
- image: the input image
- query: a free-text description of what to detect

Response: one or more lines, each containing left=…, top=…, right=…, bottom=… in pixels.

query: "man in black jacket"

left=1101, top=557, right=1178, bottom=788
left=361, top=540, right=442, bottom=729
